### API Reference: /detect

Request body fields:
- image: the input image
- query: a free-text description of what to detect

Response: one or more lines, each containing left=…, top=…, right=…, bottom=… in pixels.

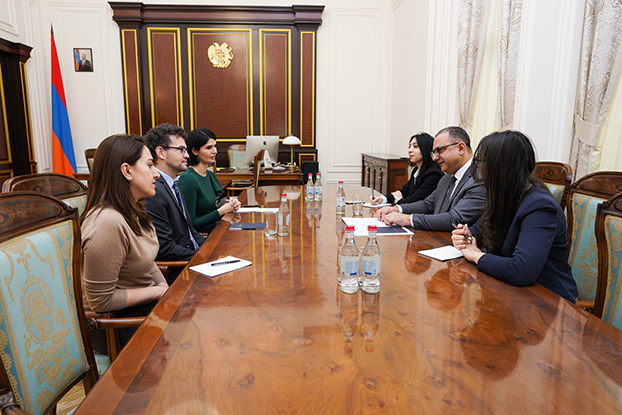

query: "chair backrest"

left=228, top=144, right=247, bottom=169
left=566, top=171, right=622, bottom=304
left=533, top=161, right=572, bottom=208
left=2, top=173, right=89, bottom=216
left=253, top=149, right=265, bottom=185
left=0, top=192, right=98, bottom=415
left=594, top=191, right=622, bottom=329
left=85, top=148, right=97, bottom=174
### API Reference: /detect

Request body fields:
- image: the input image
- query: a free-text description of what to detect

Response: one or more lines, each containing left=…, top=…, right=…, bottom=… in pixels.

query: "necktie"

left=172, top=181, right=184, bottom=207
left=173, top=180, right=199, bottom=251
left=439, top=176, right=457, bottom=213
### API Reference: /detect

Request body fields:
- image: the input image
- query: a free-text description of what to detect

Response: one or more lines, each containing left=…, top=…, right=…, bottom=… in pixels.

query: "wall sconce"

left=283, top=135, right=301, bottom=166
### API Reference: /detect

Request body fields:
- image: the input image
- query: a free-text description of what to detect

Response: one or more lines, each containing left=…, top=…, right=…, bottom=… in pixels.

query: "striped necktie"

left=173, top=179, right=199, bottom=251
left=439, top=176, right=457, bottom=213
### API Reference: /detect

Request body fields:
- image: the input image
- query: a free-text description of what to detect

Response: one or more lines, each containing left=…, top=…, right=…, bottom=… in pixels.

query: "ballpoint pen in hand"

left=211, top=259, right=241, bottom=266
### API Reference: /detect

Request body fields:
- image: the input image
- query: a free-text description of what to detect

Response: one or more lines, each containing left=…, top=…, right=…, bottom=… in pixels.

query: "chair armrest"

left=0, top=392, right=31, bottom=415
left=156, top=260, right=188, bottom=268
left=576, top=300, right=594, bottom=312
left=87, top=316, right=145, bottom=330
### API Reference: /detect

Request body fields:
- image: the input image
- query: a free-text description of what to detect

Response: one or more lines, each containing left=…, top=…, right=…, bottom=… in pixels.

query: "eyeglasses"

left=430, top=142, right=459, bottom=158
left=162, top=146, right=188, bottom=155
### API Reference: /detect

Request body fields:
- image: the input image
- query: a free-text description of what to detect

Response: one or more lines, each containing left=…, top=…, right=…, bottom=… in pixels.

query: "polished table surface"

left=76, top=184, right=622, bottom=414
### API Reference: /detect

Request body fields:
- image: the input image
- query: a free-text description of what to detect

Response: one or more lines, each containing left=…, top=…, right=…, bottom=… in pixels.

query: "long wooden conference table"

left=76, top=184, right=622, bottom=414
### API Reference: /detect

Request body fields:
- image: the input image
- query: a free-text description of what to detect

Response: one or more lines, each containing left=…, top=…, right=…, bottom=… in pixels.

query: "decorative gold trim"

left=187, top=28, right=253, bottom=134
left=147, top=28, right=184, bottom=129
left=0, top=169, right=13, bottom=178
left=297, top=152, right=317, bottom=166
left=259, top=29, right=291, bottom=136
left=0, top=63, right=12, bottom=164
left=19, top=62, right=34, bottom=162
left=300, top=32, right=316, bottom=148
left=121, top=29, right=142, bottom=135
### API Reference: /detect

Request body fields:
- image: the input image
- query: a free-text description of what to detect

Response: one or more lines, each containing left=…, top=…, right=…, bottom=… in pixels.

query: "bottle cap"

left=345, top=225, right=355, bottom=231
left=367, top=225, right=377, bottom=231
left=281, top=193, right=287, bottom=197
left=339, top=180, right=343, bottom=184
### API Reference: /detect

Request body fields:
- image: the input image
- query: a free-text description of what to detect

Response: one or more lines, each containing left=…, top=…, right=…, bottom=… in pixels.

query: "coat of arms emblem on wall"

left=208, top=42, right=234, bottom=68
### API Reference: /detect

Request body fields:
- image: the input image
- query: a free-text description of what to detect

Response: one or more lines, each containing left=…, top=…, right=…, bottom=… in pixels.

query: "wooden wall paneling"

left=260, top=29, right=290, bottom=137
left=300, top=31, right=316, bottom=148
left=0, top=169, right=12, bottom=189
left=19, top=62, right=35, bottom=173
left=0, top=63, right=10, bottom=169
left=147, top=28, right=184, bottom=129
left=121, top=29, right=142, bottom=135
left=188, top=29, right=252, bottom=137
left=299, top=153, right=316, bottom=167
left=109, top=3, right=324, bottom=164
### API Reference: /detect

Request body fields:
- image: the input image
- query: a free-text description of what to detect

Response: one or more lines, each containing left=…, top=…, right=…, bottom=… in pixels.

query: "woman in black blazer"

left=370, top=132, right=444, bottom=205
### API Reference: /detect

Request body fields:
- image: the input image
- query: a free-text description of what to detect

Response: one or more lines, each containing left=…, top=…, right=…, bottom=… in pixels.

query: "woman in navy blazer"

left=370, top=132, right=443, bottom=205
left=452, top=130, right=578, bottom=303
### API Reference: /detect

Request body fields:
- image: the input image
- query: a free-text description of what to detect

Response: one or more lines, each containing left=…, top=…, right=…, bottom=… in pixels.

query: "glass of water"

left=264, top=211, right=277, bottom=238
left=352, top=194, right=364, bottom=216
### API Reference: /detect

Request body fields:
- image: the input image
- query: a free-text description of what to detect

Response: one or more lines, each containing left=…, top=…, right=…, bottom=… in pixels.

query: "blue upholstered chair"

left=2, top=173, right=88, bottom=217
left=533, top=161, right=572, bottom=208
left=566, top=171, right=622, bottom=309
left=0, top=191, right=99, bottom=415
left=594, top=192, right=622, bottom=329
left=227, top=144, right=248, bottom=169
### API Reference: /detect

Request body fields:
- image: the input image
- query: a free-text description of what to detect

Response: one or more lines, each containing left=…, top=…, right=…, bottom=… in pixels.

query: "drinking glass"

left=264, top=211, right=277, bottom=238
left=353, top=194, right=364, bottom=216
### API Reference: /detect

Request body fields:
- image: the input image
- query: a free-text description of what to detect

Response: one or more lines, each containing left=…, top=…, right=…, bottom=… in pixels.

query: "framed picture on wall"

left=74, top=48, right=93, bottom=72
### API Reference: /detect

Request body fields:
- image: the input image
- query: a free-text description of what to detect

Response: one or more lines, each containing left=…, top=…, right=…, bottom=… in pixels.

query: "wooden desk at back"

left=215, top=166, right=301, bottom=188
left=75, top=184, right=622, bottom=414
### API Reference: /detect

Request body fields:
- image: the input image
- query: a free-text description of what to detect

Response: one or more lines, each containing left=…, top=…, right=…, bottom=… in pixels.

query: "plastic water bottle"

left=339, top=225, right=359, bottom=293
left=336, top=181, right=346, bottom=215
left=277, top=193, right=290, bottom=237
left=305, top=173, right=315, bottom=201
left=314, top=200, right=322, bottom=228
left=314, top=172, right=323, bottom=201
left=361, top=225, right=381, bottom=293
left=305, top=201, right=314, bottom=229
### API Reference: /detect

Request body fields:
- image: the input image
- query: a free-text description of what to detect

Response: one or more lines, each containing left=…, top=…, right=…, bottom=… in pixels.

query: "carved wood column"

left=0, top=39, right=35, bottom=187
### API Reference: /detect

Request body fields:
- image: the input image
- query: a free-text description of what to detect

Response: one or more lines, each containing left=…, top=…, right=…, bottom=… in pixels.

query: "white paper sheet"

left=236, top=207, right=279, bottom=213
left=189, top=256, right=252, bottom=278
left=418, top=246, right=463, bottom=261
left=341, top=217, right=412, bottom=237
left=363, top=202, right=391, bottom=208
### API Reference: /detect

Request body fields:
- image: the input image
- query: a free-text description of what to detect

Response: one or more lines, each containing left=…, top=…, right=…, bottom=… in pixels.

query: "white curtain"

left=570, top=0, right=622, bottom=179
left=497, top=0, right=522, bottom=130
left=458, top=0, right=492, bottom=130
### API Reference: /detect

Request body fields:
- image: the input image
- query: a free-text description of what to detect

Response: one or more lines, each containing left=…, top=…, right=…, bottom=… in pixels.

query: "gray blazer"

left=400, top=166, right=486, bottom=232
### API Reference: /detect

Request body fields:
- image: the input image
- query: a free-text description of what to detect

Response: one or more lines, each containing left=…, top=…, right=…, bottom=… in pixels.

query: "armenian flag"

left=51, top=26, right=77, bottom=175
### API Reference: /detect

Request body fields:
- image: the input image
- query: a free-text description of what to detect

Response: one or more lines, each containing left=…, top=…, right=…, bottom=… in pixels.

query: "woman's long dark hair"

left=82, top=134, right=153, bottom=235
left=475, top=130, right=547, bottom=254
left=411, top=132, right=436, bottom=173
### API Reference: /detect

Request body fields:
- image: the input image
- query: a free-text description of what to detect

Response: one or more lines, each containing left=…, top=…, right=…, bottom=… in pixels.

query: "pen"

left=210, top=259, right=241, bottom=266
left=372, top=188, right=375, bottom=199
left=452, top=223, right=470, bottom=242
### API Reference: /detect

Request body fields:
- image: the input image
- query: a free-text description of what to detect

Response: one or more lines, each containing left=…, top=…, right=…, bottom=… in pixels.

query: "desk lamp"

left=283, top=135, right=301, bottom=166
